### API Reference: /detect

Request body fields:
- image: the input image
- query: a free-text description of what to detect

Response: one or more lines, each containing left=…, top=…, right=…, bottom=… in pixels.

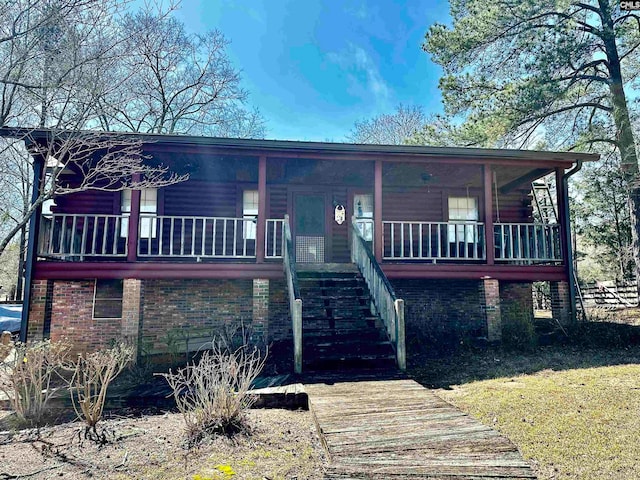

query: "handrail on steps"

left=283, top=215, right=303, bottom=374
left=351, top=217, right=406, bottom=370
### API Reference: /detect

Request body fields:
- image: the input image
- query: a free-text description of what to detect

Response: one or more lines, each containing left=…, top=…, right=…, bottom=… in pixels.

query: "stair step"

left=297, top=264, right=395, bottom=371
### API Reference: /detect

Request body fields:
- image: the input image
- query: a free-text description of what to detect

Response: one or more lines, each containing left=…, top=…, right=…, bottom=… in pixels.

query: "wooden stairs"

left=298, top=264, right=397, bottom=371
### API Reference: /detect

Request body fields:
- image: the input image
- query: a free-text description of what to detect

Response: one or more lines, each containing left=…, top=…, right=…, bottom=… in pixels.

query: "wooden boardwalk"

left=304, top=376, right=535, bottom=479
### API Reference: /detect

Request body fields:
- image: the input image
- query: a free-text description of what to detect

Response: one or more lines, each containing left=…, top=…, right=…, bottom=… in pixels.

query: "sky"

left=174, top=0, right=451, bottom=141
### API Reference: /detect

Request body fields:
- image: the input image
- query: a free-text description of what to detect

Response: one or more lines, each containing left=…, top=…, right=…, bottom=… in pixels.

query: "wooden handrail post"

left=293, top=299, right=302, bottom=374
left=395, top=299, right=406, bottom=371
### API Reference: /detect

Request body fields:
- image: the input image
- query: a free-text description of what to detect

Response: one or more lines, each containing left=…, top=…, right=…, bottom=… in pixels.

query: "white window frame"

left=243, top=189, right=259, bottom=240
left=448, top=196, right=479, bottom=244
left=121, top=188, right=158, bottom=238
left=354, top=193, right=374, bottom=241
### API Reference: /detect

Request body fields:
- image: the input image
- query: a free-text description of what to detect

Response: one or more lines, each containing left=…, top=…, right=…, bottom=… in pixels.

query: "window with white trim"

left=93, top=279, right=123, bottom=319
left=354, top=193, right=373, bottom=241
left=121, top=188, right=157, bottom=238
left=448, top=197, right=478, bottom=243
left=243, top=190, right=259, bottom=240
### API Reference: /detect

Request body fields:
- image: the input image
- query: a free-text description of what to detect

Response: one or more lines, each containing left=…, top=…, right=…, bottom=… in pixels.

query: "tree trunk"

left=599, top=0, right=640, bottom=296
left=15, top=225, right=26, bottom=301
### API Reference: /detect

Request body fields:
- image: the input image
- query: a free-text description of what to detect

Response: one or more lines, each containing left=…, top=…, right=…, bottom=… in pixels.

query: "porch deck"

left=304, top=375, right=535, bottom=479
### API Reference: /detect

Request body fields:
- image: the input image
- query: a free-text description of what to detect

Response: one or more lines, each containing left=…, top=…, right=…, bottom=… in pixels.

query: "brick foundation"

left=481, top=279, right=502, bottom=342
left=551, top=281, right=571, bottom=325
left=391, top=279, right=486, bottom=347
left=50, top=280, right=121, bottom=353
left=252, top=279, right=269, bottom=342
left=268, top=279, right=290, bottom=342
left=121, top=278, right=142, bottom=358
left=141, top=279, right=254, bottom=353
left=27, top=279, right=52, bottom=341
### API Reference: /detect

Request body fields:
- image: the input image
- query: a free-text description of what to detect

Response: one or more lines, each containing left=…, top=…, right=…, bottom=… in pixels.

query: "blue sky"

left=175, top=1, right=451, bottom=141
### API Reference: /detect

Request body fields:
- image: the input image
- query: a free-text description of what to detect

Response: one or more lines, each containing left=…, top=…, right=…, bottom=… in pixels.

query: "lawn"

left=411, top=346, right=640, bottom=480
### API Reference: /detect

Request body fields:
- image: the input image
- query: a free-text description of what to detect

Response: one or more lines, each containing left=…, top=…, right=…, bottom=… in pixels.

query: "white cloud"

left=326, top=43, right=390, bottom=106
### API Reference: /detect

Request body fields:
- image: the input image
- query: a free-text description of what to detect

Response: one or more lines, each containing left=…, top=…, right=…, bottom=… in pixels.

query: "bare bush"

left=70, top=342, right=133, bottom=440
left=161, top=346, right=266, bottom=445
left=0, top=340, right=70, bottom=426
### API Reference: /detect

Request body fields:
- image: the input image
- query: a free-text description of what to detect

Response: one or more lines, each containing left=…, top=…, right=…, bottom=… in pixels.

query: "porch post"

left=555, top=168, right=569, bottom=265
left=127, top=174, right=141, bottom=262
left=483, top=165, right=495, bottom=265
left=374, top=159, right=383, bottom=261
left=256, top=155, right=267, bottom=262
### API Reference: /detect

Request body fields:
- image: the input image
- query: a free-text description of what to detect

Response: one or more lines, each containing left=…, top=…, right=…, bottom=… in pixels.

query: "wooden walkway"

left=304, top=376, right=535, bottom=479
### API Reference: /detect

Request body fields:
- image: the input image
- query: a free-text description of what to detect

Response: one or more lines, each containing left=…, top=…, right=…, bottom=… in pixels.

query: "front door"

left=294, top=193, right=326, bottom=263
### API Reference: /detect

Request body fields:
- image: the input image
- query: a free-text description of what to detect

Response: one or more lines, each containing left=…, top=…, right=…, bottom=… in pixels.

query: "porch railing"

left=265, top=218, right=285, bottom=259
left=137, top=215, right=257, bottom=258
left=494, top=223, right=562, bottom=263
left=283, top=215, right=303, bottom=374
left=351, top=218, right=406, bottom=371
left=383, top=221, right=486, bottom=261
left=38, top=214, right=127, bottom=259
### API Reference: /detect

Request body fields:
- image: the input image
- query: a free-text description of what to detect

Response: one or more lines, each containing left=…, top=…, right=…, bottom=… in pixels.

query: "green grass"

left=411, top=346, right=640, bottom=479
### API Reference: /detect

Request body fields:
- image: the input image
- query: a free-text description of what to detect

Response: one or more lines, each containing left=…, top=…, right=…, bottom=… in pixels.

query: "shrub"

left=70, top=342, right=134, bottom=440
left=161, top=346, right=266, bottom=445
left=0, top=340, right=70, bottom=426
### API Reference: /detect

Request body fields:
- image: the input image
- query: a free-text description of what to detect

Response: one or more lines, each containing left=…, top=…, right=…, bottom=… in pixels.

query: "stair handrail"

left=283, top=214, right=303, bottom=374
left=351, top=217, right=406, bottom=370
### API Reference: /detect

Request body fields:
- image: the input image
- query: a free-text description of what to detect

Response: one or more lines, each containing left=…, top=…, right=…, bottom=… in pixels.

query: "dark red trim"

left=556, top=168, right=569, bottom=274
left=382, top=263, right=568, bottom=282
left=126, top=174, right=141, bottom=262
left=144, top=144, right=578, bottom=168
left=256, top=156, right=267, bottom=262
left=483, top=165, right=495, bottom=266
left=374, top=160, right=383, bottom=261
left=33, top=261, right=284, bottom=280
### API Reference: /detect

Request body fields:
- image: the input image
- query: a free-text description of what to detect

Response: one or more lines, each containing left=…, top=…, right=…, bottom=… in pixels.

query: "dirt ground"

left=0, top=408, right=327, bottom=479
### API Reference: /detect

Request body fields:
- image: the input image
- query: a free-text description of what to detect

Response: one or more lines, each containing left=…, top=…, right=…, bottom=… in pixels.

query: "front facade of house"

left=21, top=132, right=596, bottom=368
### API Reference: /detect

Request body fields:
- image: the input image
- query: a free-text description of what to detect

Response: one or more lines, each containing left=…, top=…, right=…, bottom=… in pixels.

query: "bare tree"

left=0, top=129, right=186, bottom=258
left=347, top=104, right=426, bottom=145
left=96, top=7, right=266, bottom=138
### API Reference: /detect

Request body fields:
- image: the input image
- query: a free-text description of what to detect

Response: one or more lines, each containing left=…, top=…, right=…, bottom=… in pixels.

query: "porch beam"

left=127, top=173, right=141, bottom=262
left=483, top=165, right=495, bottom=265
left=498, top=168, right=552, bottom=194
left=374, top=159, right=383, bottom=261
left=256, top=155, right=267, bottom=262
left=556, top=168, right=568, bottom=264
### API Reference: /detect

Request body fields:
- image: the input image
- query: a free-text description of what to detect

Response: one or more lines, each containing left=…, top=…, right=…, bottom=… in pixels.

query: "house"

left=16, top=130, right=597, bottom=372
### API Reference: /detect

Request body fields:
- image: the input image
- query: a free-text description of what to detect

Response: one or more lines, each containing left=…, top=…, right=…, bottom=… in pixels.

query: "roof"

left=0, top=127, right=600, bottom=164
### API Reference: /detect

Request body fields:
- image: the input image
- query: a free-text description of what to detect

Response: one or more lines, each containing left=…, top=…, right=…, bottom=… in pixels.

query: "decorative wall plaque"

left=334, top=204, right=346, bottom=225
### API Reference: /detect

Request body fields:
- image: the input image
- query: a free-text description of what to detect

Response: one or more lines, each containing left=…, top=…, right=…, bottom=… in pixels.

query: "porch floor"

left=304, top=374, right=536, bottom=479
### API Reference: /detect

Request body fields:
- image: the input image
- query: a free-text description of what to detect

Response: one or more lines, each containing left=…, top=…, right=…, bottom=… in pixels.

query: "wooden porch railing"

left=494, top=223, right=562, bottom=263
left=137, top=215, right=257, bottom=258
left=39, top=214, right=127, bottom=259
left=351, top=218, right=406, bottom=371
left=265, top=218, right=285, bottom=258
left=283, top=215, right=303, bottom=374
left=383, top=221, right=486, bottom=261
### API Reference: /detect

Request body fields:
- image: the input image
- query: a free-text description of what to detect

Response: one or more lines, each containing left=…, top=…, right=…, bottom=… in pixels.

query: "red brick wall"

left=141, top=279, right=254, bottom=353
left=268, top=279, right=290, bottom=341
left=391, top=279, right=486, bottom=348
left=500, top=282, right=534, bottom=322
left=27, top=279, right=52, bottom=340
left=50, top=280, right=121, bottom=353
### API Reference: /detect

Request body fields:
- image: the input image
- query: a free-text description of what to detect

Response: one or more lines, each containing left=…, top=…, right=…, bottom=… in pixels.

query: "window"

left=354, top=193, right=373, bottom=241
left=243, top=190, right=259, bottom=240
left=448, top=197, right=478, bottom=243
left=93, top=279, right=123, bottom=319
left=121, top=188, right=157, bottom=238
